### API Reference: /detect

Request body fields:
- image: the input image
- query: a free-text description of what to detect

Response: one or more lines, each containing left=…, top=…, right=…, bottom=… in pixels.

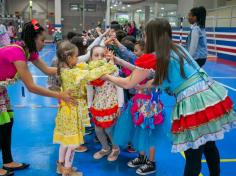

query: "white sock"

left=59, top=144, right=67, bottom=163
left=64, top=146, right=77, bottom=168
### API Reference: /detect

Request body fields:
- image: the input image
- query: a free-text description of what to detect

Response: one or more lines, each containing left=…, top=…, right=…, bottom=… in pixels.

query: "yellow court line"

left=202, top=159, right=236, bottom=163
left=180, top=151, right=185, bottom=159
left=182, top=152, right=236, bottom=163
left=180, top=152, right=204, bottom=176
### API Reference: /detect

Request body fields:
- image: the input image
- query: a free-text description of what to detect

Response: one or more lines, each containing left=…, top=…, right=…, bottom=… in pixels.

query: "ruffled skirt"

left=171, top=73, right=236, bottom=152
left=0, top=88, right=13, bottom=126
left=113, top=97, right=167, bottom=155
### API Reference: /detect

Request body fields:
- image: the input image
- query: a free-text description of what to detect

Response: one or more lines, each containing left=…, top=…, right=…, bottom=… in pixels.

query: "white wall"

left=6, top=0, right=106, bottom=34
left=61, top=0, right=106, bottom=34
left=6, top=0, right=54, bottom=24
left=177, top=0, right=194, bottom=17
left=193, top=0, right=218, bottom=9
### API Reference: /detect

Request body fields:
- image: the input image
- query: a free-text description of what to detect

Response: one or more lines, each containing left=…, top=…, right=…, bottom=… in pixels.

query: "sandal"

left=107, top=148, right=120, bottom=162
left=61, top=166, right=83, bottom=176
left=3, top=163, right=29, bottom=171
left=93, top=149, right=110, bottom=160
left=56, top=161, right=64, bottom=174
left=0, top=169, right=14, bottom=176
left=75, top=145, right=88, bottom=153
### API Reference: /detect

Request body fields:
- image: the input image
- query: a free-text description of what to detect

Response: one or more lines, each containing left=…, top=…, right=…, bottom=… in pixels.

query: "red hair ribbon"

left=31, top=19, right=39, bottom=30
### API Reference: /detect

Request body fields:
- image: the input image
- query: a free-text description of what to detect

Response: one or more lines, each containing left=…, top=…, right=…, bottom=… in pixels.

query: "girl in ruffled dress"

left=102, top=18, right=236, bottom=176
left=112, top=53, right=164, bottom=175
left=87, top=46, right=124, bottom=162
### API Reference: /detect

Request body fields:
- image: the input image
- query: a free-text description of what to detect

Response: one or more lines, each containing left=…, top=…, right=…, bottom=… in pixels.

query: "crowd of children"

left=47, top=22, right=166, bottom=175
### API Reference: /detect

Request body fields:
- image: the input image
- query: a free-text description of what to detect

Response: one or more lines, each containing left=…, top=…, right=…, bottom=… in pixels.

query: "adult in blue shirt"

left=187, top=6, right=207, bottom=67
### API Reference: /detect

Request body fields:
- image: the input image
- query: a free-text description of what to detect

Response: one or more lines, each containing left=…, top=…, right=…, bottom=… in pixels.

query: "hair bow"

left=31, top=19, right=39, bottom=30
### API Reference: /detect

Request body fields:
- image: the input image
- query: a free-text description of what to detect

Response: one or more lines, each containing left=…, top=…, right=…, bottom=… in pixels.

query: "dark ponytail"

left=21, top=21, right=45, bottom=53
left=190, top=6, right=206, bottom=28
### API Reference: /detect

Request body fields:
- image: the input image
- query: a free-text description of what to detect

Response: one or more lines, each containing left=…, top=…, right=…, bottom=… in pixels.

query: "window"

left=70, top=3, right=79, bottom=11
left=85, top=4, right=96, bottom=12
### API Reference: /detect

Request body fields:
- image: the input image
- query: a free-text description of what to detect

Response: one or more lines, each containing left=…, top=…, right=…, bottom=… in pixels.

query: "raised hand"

left=104, top=37, right=114, bottom=46
left=104, top=49, right=115, bottom=63
left=96, top=27, right=102, bottom=36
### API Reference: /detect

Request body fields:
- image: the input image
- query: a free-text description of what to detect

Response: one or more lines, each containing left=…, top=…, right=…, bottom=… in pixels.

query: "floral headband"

left=31, top=19, right=39, bottom=31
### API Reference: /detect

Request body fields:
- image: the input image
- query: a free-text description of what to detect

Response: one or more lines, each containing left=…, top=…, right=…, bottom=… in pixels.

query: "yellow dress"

left=53, top=60, right=116, bottom=146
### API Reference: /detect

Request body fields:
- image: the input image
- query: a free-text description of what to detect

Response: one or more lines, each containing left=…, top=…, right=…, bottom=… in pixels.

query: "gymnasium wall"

left=172, top=27, right=236, bottom=63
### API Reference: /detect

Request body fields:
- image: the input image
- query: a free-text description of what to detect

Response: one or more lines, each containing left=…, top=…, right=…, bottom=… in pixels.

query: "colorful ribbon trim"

left=92, top=117, right=117, bottom=128
left=171, top=96, right=233, bottom=133
left=131, top=92, right=164, bottom=129
left=90, top=104, right=118, bottom=117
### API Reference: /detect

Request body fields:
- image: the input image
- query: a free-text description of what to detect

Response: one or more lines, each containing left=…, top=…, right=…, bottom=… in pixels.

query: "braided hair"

left=21, top=21, right=45, bottom=53
left=56, top=40, right=78, bottom=86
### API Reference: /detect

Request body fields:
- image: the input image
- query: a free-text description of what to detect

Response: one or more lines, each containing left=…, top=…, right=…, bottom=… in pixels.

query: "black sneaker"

left=127, top=145, right=136, bottom=153
left=136, top=160, right=156, bottom=175
left=127, top=155, right=147, bottom=168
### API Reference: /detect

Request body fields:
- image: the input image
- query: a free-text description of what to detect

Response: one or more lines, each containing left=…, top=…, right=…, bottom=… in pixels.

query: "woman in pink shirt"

left=0, top=20, right=74, bottom=176
left=128, top=21, right=137, bottom=38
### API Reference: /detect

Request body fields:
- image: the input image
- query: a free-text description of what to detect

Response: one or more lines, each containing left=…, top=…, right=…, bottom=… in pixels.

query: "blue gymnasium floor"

left=2, top=44, right=236, bottom=176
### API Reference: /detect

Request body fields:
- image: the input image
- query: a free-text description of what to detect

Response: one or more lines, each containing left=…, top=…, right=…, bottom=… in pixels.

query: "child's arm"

left=87, top=84, right=94, bottom=108
left=78, top=30, right=110, bottom=63
left=116, top=85, right=124, bottom=117
left=114, top=70, right=124, bottom=116
left=102, top=68, right=151, bottom=89
left=116, top=85, right=124, bottom=108
left=135, top=79, right=154, bottom=90
left=113, top=38, right=137, bottom=64
left=114, top=56, right=138, bottom=71
left=86, top=61, right=117, bottom=82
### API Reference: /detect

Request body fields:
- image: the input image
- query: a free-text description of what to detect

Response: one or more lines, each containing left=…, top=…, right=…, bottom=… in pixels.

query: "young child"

left=48, top=42, right=61, bottom=92
left=48, top=56, right=61, bottom=91
left=134, top=40, right=145, bottom=58
left=87, top=46, right=124, bottom=162
left=0, top=23, right=10, bottom=47
left=53, top=41, right=116, bottom=176
left=112, top=54, right=164, bottom=175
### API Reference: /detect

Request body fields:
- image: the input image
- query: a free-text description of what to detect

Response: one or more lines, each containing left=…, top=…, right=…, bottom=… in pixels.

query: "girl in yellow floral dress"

left=53, top=41, right=116, bottom=176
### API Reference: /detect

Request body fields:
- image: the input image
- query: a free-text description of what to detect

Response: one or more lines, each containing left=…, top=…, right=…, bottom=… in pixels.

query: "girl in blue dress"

left=112, top=53, right=164, bottom=175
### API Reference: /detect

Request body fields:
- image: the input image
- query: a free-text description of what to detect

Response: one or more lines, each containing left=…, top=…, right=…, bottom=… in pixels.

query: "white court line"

left=212, top=77, right=236, bottom=79
left=217, top=81, right=236, bottom=92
